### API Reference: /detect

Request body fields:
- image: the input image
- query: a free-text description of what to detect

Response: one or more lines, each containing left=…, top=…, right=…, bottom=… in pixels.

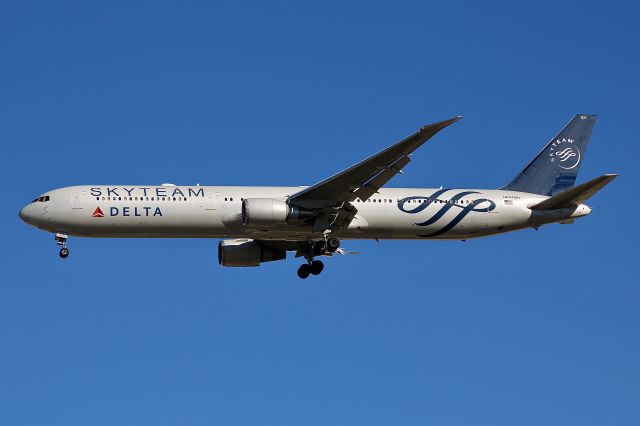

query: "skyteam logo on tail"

left=549, top=138, right=581, bottom=170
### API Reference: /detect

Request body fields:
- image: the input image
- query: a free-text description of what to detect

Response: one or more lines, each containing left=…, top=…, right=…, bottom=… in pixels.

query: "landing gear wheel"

left=55, top=233, right=69, bottom=259
left=326, top=237, right=340, bottom=252
left=313, top=241, right=327, bottom=256
left=297, top=264, right=311, bottom=279
left=310, top=260, right=324, bottom=275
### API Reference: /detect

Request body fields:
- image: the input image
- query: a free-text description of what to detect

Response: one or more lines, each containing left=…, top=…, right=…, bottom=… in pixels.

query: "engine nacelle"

left=242, top=198, right=313, bottom=227
left=218, top=239, right=286, bottom=267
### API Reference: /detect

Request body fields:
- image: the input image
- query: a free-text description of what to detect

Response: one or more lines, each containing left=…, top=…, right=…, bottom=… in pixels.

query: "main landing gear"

left=296, top=237, right=340, bottom=279
left=55, top=233, right=70, bottom=259
left=297, top=260, right=324, bottom=279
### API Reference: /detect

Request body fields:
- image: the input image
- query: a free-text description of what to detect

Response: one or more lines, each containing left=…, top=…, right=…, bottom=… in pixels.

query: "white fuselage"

left=19, top=185, right=592, bottom=241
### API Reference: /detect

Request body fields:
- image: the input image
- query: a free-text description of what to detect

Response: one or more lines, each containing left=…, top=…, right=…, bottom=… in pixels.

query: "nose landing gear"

left=55, top=233, right=70, bottom=259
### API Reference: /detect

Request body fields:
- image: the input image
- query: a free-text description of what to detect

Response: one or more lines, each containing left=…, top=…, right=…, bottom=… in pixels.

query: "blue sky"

left=1, top=1, right=638, bottom=425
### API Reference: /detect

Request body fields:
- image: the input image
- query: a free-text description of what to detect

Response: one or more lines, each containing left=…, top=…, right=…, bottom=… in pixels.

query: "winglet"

left=530, top=174, right=618, bottom=210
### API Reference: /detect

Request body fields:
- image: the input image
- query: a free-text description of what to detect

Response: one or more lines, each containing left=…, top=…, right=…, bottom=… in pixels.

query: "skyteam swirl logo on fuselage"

left=397, top=189, right=496, bottom=238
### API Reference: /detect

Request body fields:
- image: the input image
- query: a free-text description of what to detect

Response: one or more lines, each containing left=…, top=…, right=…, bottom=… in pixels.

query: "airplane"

left=19, top=114, right=617, bottom=279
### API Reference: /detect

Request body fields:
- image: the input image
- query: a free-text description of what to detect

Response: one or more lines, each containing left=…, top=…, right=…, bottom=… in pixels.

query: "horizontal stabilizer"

left=530, top=174, right=618, bottom=210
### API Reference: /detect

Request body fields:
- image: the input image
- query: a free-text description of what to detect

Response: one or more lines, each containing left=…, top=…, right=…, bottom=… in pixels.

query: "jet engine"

left=241, top=198, right=313, bottom=227
left=218, top=239, right=286, bottom=267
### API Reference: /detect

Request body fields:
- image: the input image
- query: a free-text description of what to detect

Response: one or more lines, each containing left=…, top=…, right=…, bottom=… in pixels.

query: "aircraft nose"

left=19, top=205, right=32, bottom=224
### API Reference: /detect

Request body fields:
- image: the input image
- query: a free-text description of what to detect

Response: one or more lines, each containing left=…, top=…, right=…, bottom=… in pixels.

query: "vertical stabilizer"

left=502, top=114, right=596, bottom=195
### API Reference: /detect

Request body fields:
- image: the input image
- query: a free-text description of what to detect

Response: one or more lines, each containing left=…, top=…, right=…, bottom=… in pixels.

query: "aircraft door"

left=71, top=191, right=85, bottom=209
left=204, top=192, right=218, bottom=210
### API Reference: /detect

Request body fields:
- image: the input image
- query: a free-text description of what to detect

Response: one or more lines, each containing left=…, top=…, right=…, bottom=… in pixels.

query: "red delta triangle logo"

left=92, top=207, right=104, bottom=218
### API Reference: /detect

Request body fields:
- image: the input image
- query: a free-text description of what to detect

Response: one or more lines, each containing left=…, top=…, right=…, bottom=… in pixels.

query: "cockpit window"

left=32, top=196, right=50, bottom=203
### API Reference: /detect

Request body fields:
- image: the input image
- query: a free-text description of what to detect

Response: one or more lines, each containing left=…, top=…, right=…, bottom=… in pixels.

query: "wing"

left=288, top=116, right=461, bottom=209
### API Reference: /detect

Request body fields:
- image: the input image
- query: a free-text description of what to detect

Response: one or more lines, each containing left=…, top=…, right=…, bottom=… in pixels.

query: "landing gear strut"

left=297, top=236, right=339, bottom=279
left=55, top=233, right=69, bottom=259
left=313, top=241, right=327, bottom=256
left=312, top=237, right=340, bottom=256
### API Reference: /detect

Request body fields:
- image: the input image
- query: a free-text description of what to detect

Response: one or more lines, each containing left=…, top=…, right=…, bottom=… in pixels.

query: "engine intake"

left=242, top=198, right=313, bottom=227
left=218, top=239, right=286, bottom=267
